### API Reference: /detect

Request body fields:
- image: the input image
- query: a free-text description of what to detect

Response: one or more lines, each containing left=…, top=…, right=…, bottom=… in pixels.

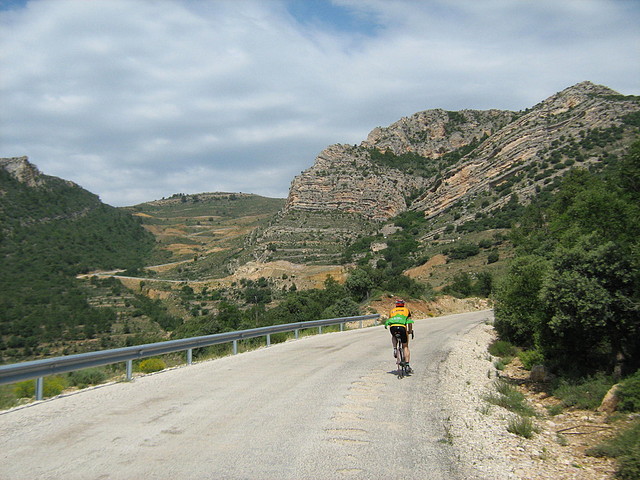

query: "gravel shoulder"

left=443, top=321, right=619, bottom=480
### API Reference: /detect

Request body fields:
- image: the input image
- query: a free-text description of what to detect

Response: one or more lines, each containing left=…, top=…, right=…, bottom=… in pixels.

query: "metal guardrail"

left=0, top=314, right=380, bottom=400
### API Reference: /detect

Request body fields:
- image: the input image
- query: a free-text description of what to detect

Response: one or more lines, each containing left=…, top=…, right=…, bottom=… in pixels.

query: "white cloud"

left=0, top=0, right=638, bottom=206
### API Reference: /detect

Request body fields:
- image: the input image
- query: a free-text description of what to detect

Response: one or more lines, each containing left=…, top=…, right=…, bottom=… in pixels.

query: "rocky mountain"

left=250, top=82, right=639, bottom=263
left=284, top=109, right=515, bottom=221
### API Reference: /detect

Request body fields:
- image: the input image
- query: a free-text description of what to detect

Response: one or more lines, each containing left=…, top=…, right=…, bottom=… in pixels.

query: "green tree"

left=494, top=255, right=549, bottom=348
left=322, top=297, right=361, bottom=319
left=539, top=235, right=639, bottom=375
left=345, top=268, right=374, bottom=301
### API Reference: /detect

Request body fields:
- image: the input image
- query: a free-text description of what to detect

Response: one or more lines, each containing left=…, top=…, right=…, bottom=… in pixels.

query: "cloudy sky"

left=1, top=0, right=639, bottom=206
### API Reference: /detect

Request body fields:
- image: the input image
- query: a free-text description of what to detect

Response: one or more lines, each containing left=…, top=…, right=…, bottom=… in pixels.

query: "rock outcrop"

left=285, top=109, right=515, bottom=221
left=252, top=82, right=640, bottom=263
left=412, top=82, right=639, bottom=221
left=0, top=156, right=79, bottom=190
left=0, top=156, right=46, bottom=188
left=285, top=144, right=430, bottom=221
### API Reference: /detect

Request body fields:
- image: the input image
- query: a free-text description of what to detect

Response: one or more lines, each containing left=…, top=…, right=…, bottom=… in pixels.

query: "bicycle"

left=394, top=333, right=410, bottom=378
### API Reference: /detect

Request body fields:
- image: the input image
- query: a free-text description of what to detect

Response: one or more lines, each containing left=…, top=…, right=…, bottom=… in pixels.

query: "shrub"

left=322, top=297, right=361, bottom=319
left=485, top=379, right=536, bottom=417
left=13, top=375, right=68, bottom=398
left=446, top=243, right=480, bottom=260
left=494, top=255, right=550, bottom=347
left=138, top=358, right=167, bottom=374
left=507, top=416, right=538, bottom=438
left=13, top=381, right=34, bottom=398
left=617, top=443, right=640, bottom=480
left=587, top=420, right=640, bottom=479
left=488, top=340, right=518, bottom=358
left=546, top=404, right=564, bottom=416
left=68, top=368, right=108, bottom=388
left=494, top=359, right=506, bottom=371
left=519, top=349, right=545, bottom=370
left=619, top=370, right=640, bottom=412
left=552, top=373, right=615, bottom=410
left=0, top=384, right=18, bottom=410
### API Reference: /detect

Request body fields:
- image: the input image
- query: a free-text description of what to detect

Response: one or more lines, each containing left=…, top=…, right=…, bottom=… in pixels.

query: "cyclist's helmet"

left=395, top=299, right=405, bottom=307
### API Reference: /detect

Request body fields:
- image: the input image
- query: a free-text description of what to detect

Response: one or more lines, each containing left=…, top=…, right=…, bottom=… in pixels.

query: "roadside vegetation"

left=493, top=140, right=639, bottom=377
left=481, top=140, right=640, bottom=477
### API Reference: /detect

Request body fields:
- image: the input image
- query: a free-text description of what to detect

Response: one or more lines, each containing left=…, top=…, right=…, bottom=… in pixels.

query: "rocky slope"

left=284, top=109, right=514, bottom=221
left=412, top=82, right=639, bottom=223
left=251, top=82, right=639, bottom=262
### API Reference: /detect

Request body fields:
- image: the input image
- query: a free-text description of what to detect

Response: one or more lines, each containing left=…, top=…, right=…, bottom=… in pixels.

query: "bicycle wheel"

left=396, top=335, right=405, bottom=378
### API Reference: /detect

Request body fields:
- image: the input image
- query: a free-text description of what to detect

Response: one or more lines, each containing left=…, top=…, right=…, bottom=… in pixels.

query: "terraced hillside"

left=124, top=193, right=285, bottom=279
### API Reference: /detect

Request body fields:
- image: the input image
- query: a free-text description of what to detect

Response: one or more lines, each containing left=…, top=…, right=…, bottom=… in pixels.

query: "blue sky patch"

left=286, top=0, right=380, bottom=36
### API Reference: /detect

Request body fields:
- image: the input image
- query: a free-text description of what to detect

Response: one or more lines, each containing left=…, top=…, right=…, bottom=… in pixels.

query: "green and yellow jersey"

left=385, top=306, right=413, bottom=327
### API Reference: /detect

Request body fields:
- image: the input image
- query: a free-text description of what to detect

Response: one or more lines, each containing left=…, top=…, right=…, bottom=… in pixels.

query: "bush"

left=552, top=373, right=615, bottom=410
left=443, top=272, right=493, bottom=298
left=13, top=381, right=34, bottom=398
left=587, top=420, right=640, bottom=479
left=617, top=443, right=640, bottom=480
left=138, top=358, right=167, bottom=374
left=68, top=368, right=108, bottom=388
left=619, top=370, right=640, bottom=412
left=488, top=340, right=518, bottom=358
left=13, top=375, right=68, bottom=399
left=493, top=255, right=549, bottom=348
left=519, top=349, right=545, bottom=370
left=446, top=243, right=480, bottom=260
left=322, top=297, right=361, bottom=319
left=485, top=379, right=536, bottom=417
left=507, top=416, right=539, bottom=438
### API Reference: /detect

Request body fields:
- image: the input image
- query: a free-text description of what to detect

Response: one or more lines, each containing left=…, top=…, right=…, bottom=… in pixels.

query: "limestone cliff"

left=285, top=81, right=638, bottom=223
left=285, top=109, right=514, bottom=221
left=412, top=82, right=639, bottom=223
left=252, top=82, right=639, bottom=263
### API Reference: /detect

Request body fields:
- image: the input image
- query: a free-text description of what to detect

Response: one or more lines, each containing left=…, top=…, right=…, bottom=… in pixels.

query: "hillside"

left=124, top=192, right=285, bottom=279
left=250, top=82, right=640, bottom=264
left=2, top=81, right=638, bottom=364
left=0, top=157, right=156, bottom=361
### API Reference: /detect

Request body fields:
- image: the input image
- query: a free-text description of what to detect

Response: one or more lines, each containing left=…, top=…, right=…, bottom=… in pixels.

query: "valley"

left=1, top=81, right=639, bottom=478
left=1, top=80, right=638, bottom=370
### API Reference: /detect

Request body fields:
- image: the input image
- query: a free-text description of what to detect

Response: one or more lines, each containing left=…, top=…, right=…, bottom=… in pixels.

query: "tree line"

left=494, top=140, right=640, bottom=377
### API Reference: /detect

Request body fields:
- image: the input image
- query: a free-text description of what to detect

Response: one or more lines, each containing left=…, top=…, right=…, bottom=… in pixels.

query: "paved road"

left=0, top=310, right=492, bottom=480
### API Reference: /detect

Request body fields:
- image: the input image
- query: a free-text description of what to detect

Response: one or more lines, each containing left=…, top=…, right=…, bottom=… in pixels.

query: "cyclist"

left=385, top=299, right=413, bottom=373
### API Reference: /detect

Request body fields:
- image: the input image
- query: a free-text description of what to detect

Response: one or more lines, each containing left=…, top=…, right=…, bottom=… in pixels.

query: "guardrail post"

left=187, top=349, right=193, bottom=365
left=295, top=329, right=299, bottom=339
left=266, top=334, right=271, bottom=347
left=233, top=340, right=238, bottom=355
left=318, top=326, right=322, bottom=334
left=340, top=323, right=344, bottom=332
left=35, top=377, right=44, bottom=401
left=360, top=319, right=363, bottom=329
left=126, top=360, right=133, bottom=381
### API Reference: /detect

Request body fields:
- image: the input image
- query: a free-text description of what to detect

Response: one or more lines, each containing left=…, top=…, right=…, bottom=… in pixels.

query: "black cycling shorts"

left=390, top=325, right=408, bottom=343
